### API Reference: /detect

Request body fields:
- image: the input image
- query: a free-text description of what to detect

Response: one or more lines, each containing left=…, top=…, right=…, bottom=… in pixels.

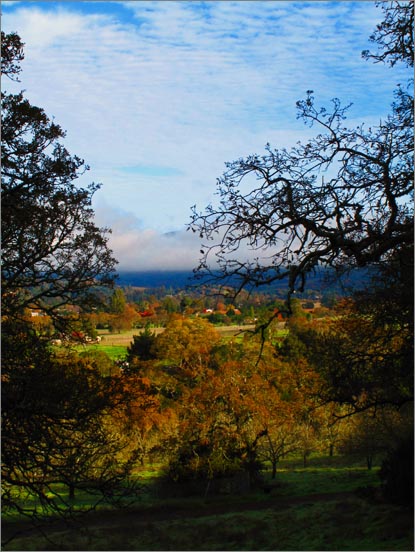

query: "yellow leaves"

left=156, top=317, right=221, bottom=371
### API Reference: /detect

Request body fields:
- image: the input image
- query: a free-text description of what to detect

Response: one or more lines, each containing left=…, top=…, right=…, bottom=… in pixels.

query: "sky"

left=2, top=1, right=409, bottom=271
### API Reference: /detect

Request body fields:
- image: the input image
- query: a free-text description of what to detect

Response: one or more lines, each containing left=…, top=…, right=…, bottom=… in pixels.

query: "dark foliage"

left=379, top=435, right=414, bottom=505
left=126, top=325, right=158, bottom=363
left=1, top=32, right=117, bottom=322
left=280, top=247, right=413, bottom=411
left=1, top=319, right=137, bottom=523
left=1, top=31, right=24, bottom=80
left=0, top=33, right=127, bottom=539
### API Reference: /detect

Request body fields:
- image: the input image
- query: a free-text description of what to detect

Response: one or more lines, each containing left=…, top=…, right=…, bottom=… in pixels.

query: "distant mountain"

left=116, top=271, right=195, bottom=289
left=116, top=268, right=373, bottom=294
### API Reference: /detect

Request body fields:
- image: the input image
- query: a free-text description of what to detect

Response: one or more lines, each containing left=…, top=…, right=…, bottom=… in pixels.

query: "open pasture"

left=98, top=324, right=257, bottom=344
left=71, top=323, right=282, bottom=361
left=84, top=325, right=259, bottom=356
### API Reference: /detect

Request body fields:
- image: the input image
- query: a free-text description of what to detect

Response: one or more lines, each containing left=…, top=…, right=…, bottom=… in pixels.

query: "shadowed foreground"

left=3, top=485, right=413, bottom=551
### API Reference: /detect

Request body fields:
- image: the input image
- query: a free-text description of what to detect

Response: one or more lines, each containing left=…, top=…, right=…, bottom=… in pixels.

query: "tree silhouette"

left=190, top=2, right=413, bottom=303
left=1, top=32, right=125, bottom=537
left=1, top=32, right=117, bottom=323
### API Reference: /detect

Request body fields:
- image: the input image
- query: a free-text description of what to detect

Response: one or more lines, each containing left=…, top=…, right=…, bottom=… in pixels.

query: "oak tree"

left=190, top=2, right=413, bottom=416
left=1, top=32, right=117, bottom=323
left=1, top=32, right=124, bottom=538
left=155, top=317, right=221, bottom=382
left=190, top=2, right=413, bottom=302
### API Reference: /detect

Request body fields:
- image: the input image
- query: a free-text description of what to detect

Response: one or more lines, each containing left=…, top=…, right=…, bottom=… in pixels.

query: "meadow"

left=77, top=324, right=262, bottom=360
left=3, top=456, right=413, bottom=551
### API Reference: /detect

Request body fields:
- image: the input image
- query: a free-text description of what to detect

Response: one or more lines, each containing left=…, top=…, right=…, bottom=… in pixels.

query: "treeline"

left=28, top=284, right=340, bottom=341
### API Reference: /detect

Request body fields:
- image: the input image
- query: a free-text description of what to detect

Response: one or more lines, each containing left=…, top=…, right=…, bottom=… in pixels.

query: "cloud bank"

left=93, top=202, right=202, bottom=271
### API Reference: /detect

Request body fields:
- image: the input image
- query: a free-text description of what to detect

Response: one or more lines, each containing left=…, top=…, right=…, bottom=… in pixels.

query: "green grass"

left=73, top=343, right=128, bottom=360
left=272, top=466, right=378, bottom=498
left=1, top=482, right=124, bottom=524
left=3, top=457, right=413, bottom=551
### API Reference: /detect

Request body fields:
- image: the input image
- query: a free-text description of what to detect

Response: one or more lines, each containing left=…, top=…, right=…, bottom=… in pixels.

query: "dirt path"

left=111, top=490, right=355, bottom=522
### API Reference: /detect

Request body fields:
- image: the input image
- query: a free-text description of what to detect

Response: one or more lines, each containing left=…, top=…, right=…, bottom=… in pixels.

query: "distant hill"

left=116, top=268, right=373, bottom=295
left=116, top=271, right=195, bottom=289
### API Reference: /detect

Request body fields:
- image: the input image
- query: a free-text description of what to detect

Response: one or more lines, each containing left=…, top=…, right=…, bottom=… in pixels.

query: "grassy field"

left=77, top=343, right=128, bottom=361
left=73, top=325, right=261, bottom=360
left=3, top=456, right=413, bottom=551
left=97, top=324, right=257, bottom=342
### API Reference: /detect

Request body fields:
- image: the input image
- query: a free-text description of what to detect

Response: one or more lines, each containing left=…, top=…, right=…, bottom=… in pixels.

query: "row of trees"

left=25, top=280, right=341, bottom=339
left=25, top=287, right=342, bottom=346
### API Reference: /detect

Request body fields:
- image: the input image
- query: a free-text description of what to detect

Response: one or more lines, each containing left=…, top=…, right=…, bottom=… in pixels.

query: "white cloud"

left=93, top=201, right=284, bottom=272
left=111, top=229, right=202, bottom=271
left=3, top=6, right=86, bottom=48
left=93, top=202, right=202, bottom=271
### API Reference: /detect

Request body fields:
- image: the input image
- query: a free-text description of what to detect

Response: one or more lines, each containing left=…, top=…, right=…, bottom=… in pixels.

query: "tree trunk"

left=271, top=461, right=277, bottom=480
left=329, top=443, right=334, bottom=457
left=366, top=455, right=373, bottom=470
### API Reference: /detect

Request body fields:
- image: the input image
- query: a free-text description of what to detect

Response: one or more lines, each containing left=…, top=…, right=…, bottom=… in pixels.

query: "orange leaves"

left=108, top=303, right=140, bottom=333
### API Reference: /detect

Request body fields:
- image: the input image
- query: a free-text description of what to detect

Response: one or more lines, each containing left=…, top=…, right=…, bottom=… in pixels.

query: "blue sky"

left=2, top=1, right=410, bottom=270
